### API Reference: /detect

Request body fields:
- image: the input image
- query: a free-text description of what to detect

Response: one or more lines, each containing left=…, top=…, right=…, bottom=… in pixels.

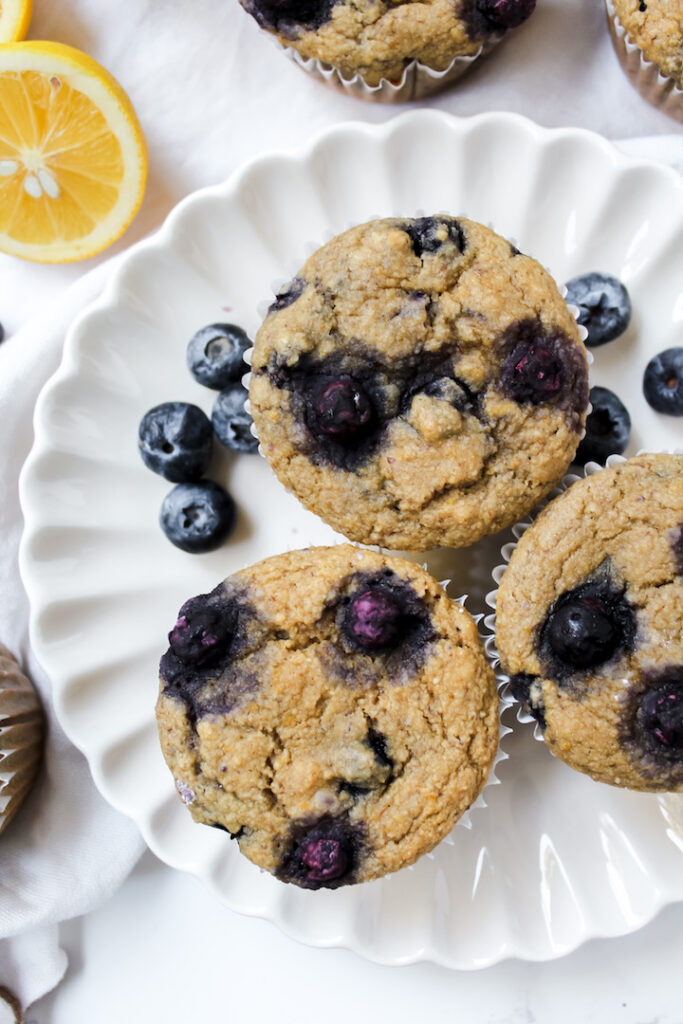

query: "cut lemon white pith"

left=0, top=0, right=32, bottom=42
left=0, top=41, right=147, bottom=262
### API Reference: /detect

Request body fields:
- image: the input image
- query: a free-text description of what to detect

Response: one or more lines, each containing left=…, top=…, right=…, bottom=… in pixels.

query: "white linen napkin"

left=1, top=132, right=682, bottom=1014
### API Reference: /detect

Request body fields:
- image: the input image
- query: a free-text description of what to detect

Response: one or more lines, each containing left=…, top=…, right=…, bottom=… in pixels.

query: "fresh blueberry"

left=168, top=594, right=237, bottom=666
left=212, top=383, right=258, bottom=453
left=186, top=323, right=251, bottom=390
left=160, top=481, right=236, bottom=553
left=643, top=347, right=683, bottom=416
left=138, top=402, right=213, bottom=482
left=575, top=386, right=631, bottom=465
left=243, top=0, right=336, bottom=32
left=343, top=589, right=402, bottom=651
left=305, top=376, right=374, bottom=447
left=268, top=276, right=306, bottom=314
left=564, top=273, right=632, bottom=347
left=477, top=0, right=537, bottom=28
left=405, top=216, right=466, bottom=257
left=540, top=576, right=636, bottom=678
left=0, top=322, right=5, bottom=344
left=279, top=818, right=360, bottom=889
left=638, top=678, right=683, bottom=759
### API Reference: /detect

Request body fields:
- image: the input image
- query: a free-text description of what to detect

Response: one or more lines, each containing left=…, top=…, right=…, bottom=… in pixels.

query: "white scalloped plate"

left=19, top=111, right=683, bottom=968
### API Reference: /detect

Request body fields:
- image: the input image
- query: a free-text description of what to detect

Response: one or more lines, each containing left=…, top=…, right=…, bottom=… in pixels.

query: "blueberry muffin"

left=156, top=545, right=498, bottom=889
left=238, top=0, right=536, bottom=90
left=0, top=644, right=44, bottom=834
left=249, top=216, right=589, bottom=551
left=607, top=0, right=683, bottom=122
left=495, top=453, right=683, bottom=792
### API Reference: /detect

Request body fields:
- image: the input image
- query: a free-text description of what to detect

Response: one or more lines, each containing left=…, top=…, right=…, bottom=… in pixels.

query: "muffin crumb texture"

left=156, top=545, right=499, bottom=888
left=496, top=454, right=683, bottom=792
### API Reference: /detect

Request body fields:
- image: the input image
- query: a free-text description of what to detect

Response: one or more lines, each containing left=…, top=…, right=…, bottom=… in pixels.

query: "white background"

left=3, top=0, right=682, bottom=1019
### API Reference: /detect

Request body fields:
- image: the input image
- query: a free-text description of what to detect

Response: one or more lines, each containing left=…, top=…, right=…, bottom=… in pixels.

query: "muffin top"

left=156, top=545, right=498, bottom=888
left=613, top=0, right=683, bottom=87
left=249, top=215, right=589, bottom=551
left=238, top=0, right=536, bottom=86
left=495, top=454, right=683, bottom=792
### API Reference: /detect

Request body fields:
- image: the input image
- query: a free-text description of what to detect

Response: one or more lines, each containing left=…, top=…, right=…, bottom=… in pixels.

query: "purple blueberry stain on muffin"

left=240, top=0, right=337, bottom=35
left=404, top=216, right=467, bottom=257
left=538, top=571, right=637, bottom=684
left=621, top=667, right=683, bottom=785
left=277, top=816, right=365, bottom=889
left=160, top=584, right=262, bottom=723
left=499, top=318, right=589, bottom=428
left=268, top=275, right=306, bottom=314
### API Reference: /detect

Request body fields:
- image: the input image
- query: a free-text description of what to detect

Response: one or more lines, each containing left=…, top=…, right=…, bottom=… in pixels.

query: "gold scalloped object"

left=0, top=643, right=44, bottom=835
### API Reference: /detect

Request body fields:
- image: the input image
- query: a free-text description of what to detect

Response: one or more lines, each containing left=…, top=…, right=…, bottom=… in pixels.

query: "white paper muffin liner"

left=605, top=0, right=683, bottom=125
left=0, top=643, right=44, bottom=835
left=275, top=36, right=495, bottom=103
left=483, top=448, right=683, bottom=742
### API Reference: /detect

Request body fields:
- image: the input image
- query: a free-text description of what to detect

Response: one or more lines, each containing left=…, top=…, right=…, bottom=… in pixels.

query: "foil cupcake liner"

left=483, top=448, right=683, bottom=742
left=0, top=644, right=44, bottom=835
left=274, top=35, right=496, bottom=103
left=605, top=0, right=683, bottom=125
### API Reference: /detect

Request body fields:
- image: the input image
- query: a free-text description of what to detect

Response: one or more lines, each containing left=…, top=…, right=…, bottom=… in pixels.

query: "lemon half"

left=0, top=0, right=32, bottom=42
left=0, top=41, right=148, bottom=262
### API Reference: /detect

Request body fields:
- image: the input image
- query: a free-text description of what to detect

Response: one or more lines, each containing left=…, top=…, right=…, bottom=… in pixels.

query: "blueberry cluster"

left=138, top=322, right=258, bottom=552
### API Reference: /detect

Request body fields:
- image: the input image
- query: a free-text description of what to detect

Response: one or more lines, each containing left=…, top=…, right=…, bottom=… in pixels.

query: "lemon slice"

left=0, top=0, right=32, bottom=42
left=0, top=41, right=147, bottom=262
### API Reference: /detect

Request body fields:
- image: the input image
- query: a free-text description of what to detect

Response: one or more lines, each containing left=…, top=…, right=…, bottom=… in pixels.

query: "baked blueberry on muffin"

left=495, top=453, right=683, bottom=792
left=249, top=216, right=589, bottom=551
left=237, top=0, right=536, bottom=90
left=156, top=545, right=499, bottom=888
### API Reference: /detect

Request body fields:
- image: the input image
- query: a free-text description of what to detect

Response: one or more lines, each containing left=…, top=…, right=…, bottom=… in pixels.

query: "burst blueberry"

left=305, top=376, right=374, bottom=446
left=501, top=334, right=564, bottom=405
left=160, top=480, right=236, bottom=553
left=138, top=402, right=213, bottom=482
left=168, top=594, right=236, bottom=666
left=268, top=276, right=306, bottom=314
left=564, top=272, right=632, bottom=347
left=643, top=347, right=683, bottom=416
left=637, top=678, right=683, bottom=759
left=186, top=323, right=251, bottom=390
left=540, top=577, right=636, bottom=677
left=212, top=383, right=258, bottom=453
left=575, top=386, right=631, bottom=466
left=477, top=0, right=537, bottom=28
left=279, top=818, right=357, bottom=889
left=406, top=216, right=466, bottom=257
left=343, top=589, right=402, bottom=651
left=244, top=0, right=336, bottom=31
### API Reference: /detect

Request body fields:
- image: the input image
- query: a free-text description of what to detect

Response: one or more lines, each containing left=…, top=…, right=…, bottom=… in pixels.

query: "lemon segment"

left=0, top=41, right=147, bottom=262
left=0, top=0, right=32, bottom=43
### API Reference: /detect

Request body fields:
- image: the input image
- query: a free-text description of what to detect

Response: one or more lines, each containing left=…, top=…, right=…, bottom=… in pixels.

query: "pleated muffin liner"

left=0, top=643, right=44, bottom=834
left=483, top=447, right=683, bottom=742
left=605, top=0, right=683, bottom=125
left=272, top=33, right=497, bottom=103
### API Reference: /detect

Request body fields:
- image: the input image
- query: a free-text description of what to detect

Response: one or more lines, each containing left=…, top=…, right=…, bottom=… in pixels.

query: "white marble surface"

left=30, top=851, right=683, bottom=1023
left=3, top=0, right=683, bottom=1016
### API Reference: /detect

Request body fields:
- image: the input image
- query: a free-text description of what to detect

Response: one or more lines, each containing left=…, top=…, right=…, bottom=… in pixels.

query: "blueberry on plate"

left=186, top=323, right=251, bottom=390
left=160, top=481, right=236, bottom=553
left=564, top=272, right=632, bottom=347
left=212, top=383, right=259, bottom=453
left=575, top=386, right=631, bottom=465
left=643, top=347, right=683, bottom=416
left=0, top=322, right=5, bottom=344
left=138, top=402, right=213, bottom=482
